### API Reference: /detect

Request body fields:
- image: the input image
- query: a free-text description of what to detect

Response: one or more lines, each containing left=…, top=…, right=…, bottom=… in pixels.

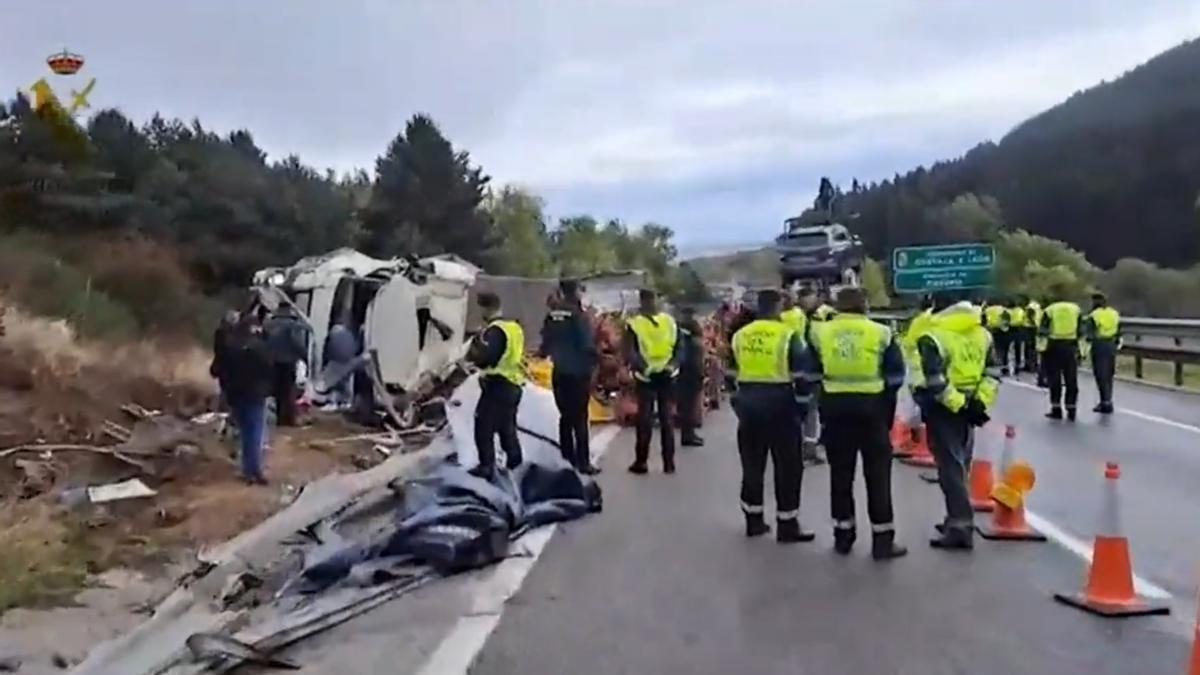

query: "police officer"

left=795, top=287, right=828, bottom=465
left=1085, top=292, right=1121, bottom=414
left=914, top=293, right=1001, bottom=551
left=1026, top=296, right=1044, bottom=377
left=468, top=291, right=525, bottom=477
left=780, top=289, right=808, bottom=338
left=624, top=289, right=680, bottom=474
left=983, top=298, right=1011, bottom=375
left=1007, top=296, right=1029, bottom=373
left=540, top=280, right=599, bottom=473
left=807, top=287, right=908, bottom=559
left=1040, top=289, right=1082, bottom=421
left=676, top=307, right=706, bottom=447
left=730, top=289, right=813, bottom=543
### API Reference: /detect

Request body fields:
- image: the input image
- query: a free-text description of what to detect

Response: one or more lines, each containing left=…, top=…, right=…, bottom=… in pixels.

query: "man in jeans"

left=540, top=280, right=599, bottom=473
left=215, top=312, right=274, bottom=484
left=914, top=293, right=1001, bottom=550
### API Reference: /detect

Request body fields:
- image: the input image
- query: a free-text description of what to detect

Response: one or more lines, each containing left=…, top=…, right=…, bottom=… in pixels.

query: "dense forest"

left=0, top=94, right=699, bottom=342
left=834, top=38, right=1200, bottom=269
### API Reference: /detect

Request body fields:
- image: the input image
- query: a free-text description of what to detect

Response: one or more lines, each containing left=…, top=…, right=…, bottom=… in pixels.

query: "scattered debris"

left=185, top=633, right=298, bottom=670
left=86, top=478, right=157, bottom=504
left=0, top=656, right=22, bottom=672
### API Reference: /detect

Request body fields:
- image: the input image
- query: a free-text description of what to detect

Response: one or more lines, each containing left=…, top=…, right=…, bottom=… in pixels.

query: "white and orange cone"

left=1053, top=462, right=1170, bottom=617
left=977, top=425, right=1046, bottom=541
left=898, top=424, right=937, bottom=468
left=968, top=428, right=995, bottom=513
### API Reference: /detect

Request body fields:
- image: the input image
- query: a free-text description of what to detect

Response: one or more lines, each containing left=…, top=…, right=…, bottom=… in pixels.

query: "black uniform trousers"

left=1091, top=339, right=1117, bottom=406
left=1044, top=340, right=1079, bottom=409
left=634, top=372, right=676, bottom=466
left=676, top=369, right=703, bottom=439
left=552, top=372, right=591, bottom=469
left=734, top=386, right=800, bottom=522
left=924, top=403, right=974, bottom=530
left=1010, top=327, right=1030, bottom=372
left=822, top=393, right=894, bottom=530
left=990, top=329, right=1011, bottom=372
left=1024, top=328, right=1039, bottom=373
left=475, top=376, right=523, bottom=470
left=271, top=361, right=299, bottom=427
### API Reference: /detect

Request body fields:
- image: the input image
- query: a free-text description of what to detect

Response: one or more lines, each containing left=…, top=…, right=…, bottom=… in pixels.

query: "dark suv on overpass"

left=776, top=221, right=865, bottom=286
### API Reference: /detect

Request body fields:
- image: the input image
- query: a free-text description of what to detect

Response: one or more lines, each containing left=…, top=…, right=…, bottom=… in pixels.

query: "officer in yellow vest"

left=983, top=298, right=1011, bottom=375
left=1026, top=297, right=1044, bottom=379
left=468, top=291, right=525, bottom=477
left=1039, top=289, right=1082, bottom=421
left=806, top=287, right=908, bottom=559
left=1007, top=296, right=1030, bottom=373
left=794, top=286, right=828, bottom=465
left=780, top=290, right=808, bottom=341
left=1084, top=292, right=1121, bottom=414
left=624, top=289, right=681, bottom=474
left=730, top=289, right=813, bottom=543
left=913, top=292, right=1001, bottom=551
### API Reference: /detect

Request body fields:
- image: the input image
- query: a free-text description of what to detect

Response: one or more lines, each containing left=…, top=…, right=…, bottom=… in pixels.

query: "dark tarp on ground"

left=297, top=454, right=602, bottom=592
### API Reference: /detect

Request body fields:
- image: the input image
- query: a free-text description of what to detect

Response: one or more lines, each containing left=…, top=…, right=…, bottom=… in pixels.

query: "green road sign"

left=892, top=243, right=995, bottom=294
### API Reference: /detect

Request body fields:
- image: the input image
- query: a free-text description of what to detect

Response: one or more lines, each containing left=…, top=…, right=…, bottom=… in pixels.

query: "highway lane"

left=992, top=373, right=1200, bottom=612
left=472, top=409, right=1190, bottom=675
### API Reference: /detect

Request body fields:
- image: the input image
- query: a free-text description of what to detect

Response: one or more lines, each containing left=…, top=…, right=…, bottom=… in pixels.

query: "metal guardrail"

left=868, top=311, right=1200, bottom=387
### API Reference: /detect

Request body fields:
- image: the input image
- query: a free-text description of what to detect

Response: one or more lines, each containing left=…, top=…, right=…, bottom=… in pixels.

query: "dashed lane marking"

left=415, top=424, right=622, bottom=675
left=1006, top=379, right=1200, bottom=435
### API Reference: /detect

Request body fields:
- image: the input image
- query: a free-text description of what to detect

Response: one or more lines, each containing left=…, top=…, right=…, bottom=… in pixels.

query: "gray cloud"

left=7, top=1, right=1200, bottom=249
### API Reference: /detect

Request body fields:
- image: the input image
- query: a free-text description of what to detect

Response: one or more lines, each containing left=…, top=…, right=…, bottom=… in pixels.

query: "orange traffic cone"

left=1189, top=602, right=1200, bottom=675
left=890, top=417, right=914, bottom=458
left=898, top=424, right=937, bottom=468
left=1053, top=462, right=1169, bottom=617
left=968, top=429, right=995, bottom=512
left=977, top=425, right=1046, bottom=541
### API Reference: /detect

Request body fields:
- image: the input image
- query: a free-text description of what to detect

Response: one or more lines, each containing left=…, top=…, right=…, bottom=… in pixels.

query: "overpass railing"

left=868, top=312, right=1200, bottom=388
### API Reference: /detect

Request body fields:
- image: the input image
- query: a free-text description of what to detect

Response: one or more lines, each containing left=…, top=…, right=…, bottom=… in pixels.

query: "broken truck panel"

left=253, top=248, right=477, bottom=395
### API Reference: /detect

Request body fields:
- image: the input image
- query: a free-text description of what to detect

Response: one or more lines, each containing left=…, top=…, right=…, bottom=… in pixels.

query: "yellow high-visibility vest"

left=1044, top=302, right=1081, bottom=340
left=627, top=313, right=678, bottom=374
left=780, top=307, right=807, bottom=340
left=984, top=305, right=1009, bottom=330
left=1009, top=306, right=1028, bottom=327
left=483, top=319, right=526, bottom=385
left=811, top=314, right=890, bottom=394
left=732, top=320, right=794, bottom=384
left=1090, top=307, right=1120, bottom=339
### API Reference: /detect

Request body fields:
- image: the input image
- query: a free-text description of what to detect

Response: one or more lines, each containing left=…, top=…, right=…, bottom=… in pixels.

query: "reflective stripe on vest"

left=732, top=320, right=794, bottom=383
left=1045, top=302, right=1081, bottom=340
left=484, top=319, right=526, bottom=385
left=627, top=313, right=677, bottom=374
left=779, top=307, right=807, bottom=340
left=1090, top=307, right=1120, bottom=339
left=812, top=314, right=889, bottom=394
left=1027, top=302, right=1043, bottom=328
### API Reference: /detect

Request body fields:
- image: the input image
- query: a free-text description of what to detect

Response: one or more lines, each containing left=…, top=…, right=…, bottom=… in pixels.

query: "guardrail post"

left=1135, top=354, right=1144, bottom=380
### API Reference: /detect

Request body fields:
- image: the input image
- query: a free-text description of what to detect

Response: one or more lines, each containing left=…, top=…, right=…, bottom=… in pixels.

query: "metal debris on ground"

left=86, top=478, right=157, bottom=503
left=185, top=633, right=299, bottom=670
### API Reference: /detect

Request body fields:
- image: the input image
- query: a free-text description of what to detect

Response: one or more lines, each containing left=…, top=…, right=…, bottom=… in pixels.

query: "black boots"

left=1093, top=402, right=1114, bottom=414
left=930, top=526, right=974, bottom=551
left=681, top=433, right=705, bottom=447
left=1045, top=406, right=1063, bottom=420
left=1066, top=406, right=1077, bottom=422
left=627, top=461, right=648, bottom=475
left=871, top=531, right=908, bottom=560
left=834, top=529, right=856, bottom=555
left=745, top=514, right=770, bottom=538
left=663, top=456, right=676, bottom=474
left=777, top=519, right=816, bottom=544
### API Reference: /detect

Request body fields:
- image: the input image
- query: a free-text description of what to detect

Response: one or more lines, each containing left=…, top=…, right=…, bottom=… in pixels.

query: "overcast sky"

left=9, top=1, right=1200, bottom=254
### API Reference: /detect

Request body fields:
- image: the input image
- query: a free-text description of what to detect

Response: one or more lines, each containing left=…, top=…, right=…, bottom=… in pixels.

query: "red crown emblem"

left=47, top=49, right=85, bottom=75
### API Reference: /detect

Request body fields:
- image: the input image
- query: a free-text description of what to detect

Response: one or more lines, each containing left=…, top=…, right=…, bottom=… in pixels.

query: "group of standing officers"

left=982, top=290, right=1122, bottom=419
left=467, top=278, right=1120, bottom=560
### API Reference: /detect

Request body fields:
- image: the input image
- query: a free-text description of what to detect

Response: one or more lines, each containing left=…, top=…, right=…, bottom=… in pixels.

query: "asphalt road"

left=470, top=383, right=1195, bottom=675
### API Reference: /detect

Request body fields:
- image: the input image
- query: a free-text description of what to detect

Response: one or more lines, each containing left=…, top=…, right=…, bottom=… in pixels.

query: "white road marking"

left=1006, top=378, right=1200, bottom=435
left=1024, top=510, right=1172, bottom=599
left=415, top=424, right=622, bottom=675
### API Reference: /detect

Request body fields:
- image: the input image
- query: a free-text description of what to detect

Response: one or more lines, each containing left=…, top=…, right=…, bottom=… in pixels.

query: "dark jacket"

left=265, top=310, right=309, bottom=365
left=677, top=317, right=705, bottom=381
left=540, top=306, right=596, bottom=379
left=219, top=326, right=274, bottom=401
left=469, top=321, right=508, bottom=372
